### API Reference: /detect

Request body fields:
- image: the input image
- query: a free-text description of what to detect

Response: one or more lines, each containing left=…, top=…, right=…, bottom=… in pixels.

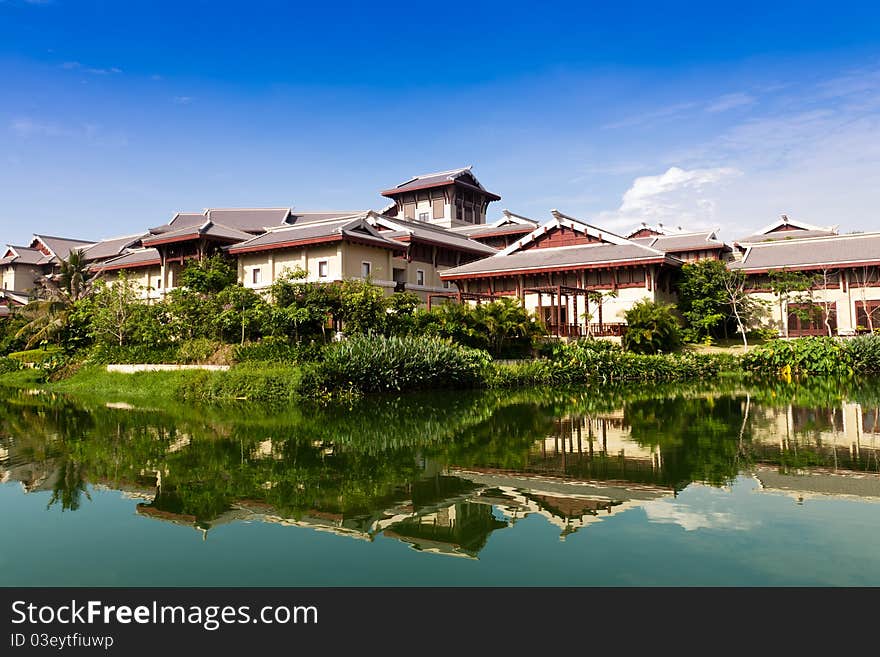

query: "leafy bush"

left=622, top=300, right=682, bottom=354
left=312, top=334, right=492, bottom=393
left=233, top=337, right=323, bottom=364
left=176, top=339, right=223, bottom=364
left=0, top=356, right=23, bottom=374
left=489, top=341, right=734, bottom=387
left=742, top=337, right=851, bottom=376
left=845, top=334, right=880, bottom=373
left=7, top=347, right=63, bottom=364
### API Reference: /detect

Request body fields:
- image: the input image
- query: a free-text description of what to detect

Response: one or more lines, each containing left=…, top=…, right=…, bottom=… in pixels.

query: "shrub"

left=742, top=337, right=851, bottom=376
left=232, top=337, right=323, bottom=364
left=176, top=339, right=223, bottom=364
left=7, top=347, right=63, bottom=364
left=845, top=334, right=880, bottom=373
left=622, top=300, right=682, bottom=354
left=312, top=334, right=491, bottom=393
left=0, top=356, right=23, bottom=375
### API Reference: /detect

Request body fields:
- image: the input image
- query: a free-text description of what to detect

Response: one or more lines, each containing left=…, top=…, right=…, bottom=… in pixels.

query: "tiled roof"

left=450, top=223, right=538, bottom=238
left=729, top=232, right=880, bottom=271
left=2, top=246, right=45, bottom=265
left=441, top=242, right=676, bottom=278
left=290, top=211, right=369, bottom=224
left=227, top=215, right=404, bottom=254
left=205, top=208, right=293, bottom=232
left=632, top=232, right=726, bottom=253
left=142, top=221, right=253, bottom=246
left=375, top=217, right=498, bottom=255
left=96, top=248, right=161, bottom=271
left=381, top=166, right=501, bottom=200
left=81, top=234, right=148, bottom=262
left=149, top=213, right=206, bottom=235
left=32, top=235, right=95, bottom=260
left=734, top=229, right=838, bottom=244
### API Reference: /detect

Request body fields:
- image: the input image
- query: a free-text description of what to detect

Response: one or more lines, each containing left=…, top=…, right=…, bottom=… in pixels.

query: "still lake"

left=1, top=379, right=879, bottom=586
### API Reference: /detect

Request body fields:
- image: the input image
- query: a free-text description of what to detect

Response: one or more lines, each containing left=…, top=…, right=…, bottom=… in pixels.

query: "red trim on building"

left=98, top=259, right=161, bottom=272
left=440, top=257, right=669, bottom=280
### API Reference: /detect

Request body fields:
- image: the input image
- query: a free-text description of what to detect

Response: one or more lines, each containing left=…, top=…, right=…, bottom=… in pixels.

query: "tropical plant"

left=621, top=300, right=681, bottom=354
left=16, top=248, right=101, bottom=348
left=179, top=255, right=238, bottom=294
left=676, top=260, right=730, bottom=341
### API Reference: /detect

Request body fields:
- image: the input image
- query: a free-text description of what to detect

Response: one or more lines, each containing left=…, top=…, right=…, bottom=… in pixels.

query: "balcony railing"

left=545, top=323, right=628, bottom=338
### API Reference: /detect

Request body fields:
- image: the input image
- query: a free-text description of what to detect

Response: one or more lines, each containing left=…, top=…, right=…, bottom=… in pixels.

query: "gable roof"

left=96, top=248, right=162, bottom=272
left=738, top=215, right=838, bottom=243
left=729, top=232, right=880, bottom=272
left=367, top=215, right=498, bottom=256
left=734, top=228, right=838, bottom=245
left=31, top=235, right=95, bottom=261
left=1, top=246, right=45, bottom=266
left=205, top=208, right=293, bottom=232
left=440, top=211, right=679, bottom=279
left=226, top=212, right=405, bottom=255
left=499, top=210, right=639, bottom=256
left=450, top=210, right=539, bottom=238
left=631, top=231, right=726, bottom=254
left=141, top=220, right=254, bottom=247
left=381, top=166, right=501, bottom=201
left=626, top=222, right=692, bottom=238
left=81, top=233, right=149, bottom=262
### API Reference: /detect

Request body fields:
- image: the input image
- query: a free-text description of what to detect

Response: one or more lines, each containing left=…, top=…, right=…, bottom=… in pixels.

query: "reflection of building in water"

left=748, top=401, right=880, bottom=474
left=531, top=414, right=663, bottom=481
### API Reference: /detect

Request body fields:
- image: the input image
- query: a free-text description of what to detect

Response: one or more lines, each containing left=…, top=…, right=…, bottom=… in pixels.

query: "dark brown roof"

left=381, top=167, right=501, bottom=201
left=729, top=232, right=880, bottom=272
left=441, top=242, right=678, bottom=279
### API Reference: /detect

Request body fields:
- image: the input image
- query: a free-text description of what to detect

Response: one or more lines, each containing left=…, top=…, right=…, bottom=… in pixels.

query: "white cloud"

left=61, top=61, right=122, bottom=75
left=9, top=118, right=70, bottom=138
left=596, top=166, right=741, bottom=231
left=602, top=102, right=698, bottom=130
left=173, top=96, right=193, bottom=105
left=643, top=498, right=754, bottom=532
left=706, top=92, right=756, bottom=113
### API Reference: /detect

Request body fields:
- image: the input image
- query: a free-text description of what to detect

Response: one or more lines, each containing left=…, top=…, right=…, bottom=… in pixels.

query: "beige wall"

left=3, top=264, right=41, bottom=292
left=747, top=273, right=880, bottom=336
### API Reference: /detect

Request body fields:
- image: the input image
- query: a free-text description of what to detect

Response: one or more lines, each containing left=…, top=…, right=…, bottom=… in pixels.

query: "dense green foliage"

left=489, top=339, right=733, bottom=387
left=621, top=300, right=682, bottom=354
left=676, top=260, right=731, bottom=341
left=742, top=335, right=880, bottom=376
left=313, top=334, right=491, bottom=394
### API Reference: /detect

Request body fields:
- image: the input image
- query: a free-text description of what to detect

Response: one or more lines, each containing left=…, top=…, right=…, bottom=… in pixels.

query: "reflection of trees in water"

left=1, top=376, right=879, bottom=525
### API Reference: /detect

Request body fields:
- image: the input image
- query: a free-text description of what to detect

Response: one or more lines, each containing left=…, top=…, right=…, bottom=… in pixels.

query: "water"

left=1, top=380, right=879, bottom=586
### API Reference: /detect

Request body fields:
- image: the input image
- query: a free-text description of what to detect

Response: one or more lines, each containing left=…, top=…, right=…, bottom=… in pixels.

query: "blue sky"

left=2, top=1, right=880, bottom=246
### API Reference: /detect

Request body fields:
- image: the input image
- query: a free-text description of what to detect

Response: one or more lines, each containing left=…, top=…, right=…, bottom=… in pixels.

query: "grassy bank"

left=0, top=336, right=744, bottom=404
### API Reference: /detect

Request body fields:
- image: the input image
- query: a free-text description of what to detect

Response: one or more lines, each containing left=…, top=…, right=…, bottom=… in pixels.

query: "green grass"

left=7, top=346, right=62, bottom=364
left=37, top=366, right=205, bottom=403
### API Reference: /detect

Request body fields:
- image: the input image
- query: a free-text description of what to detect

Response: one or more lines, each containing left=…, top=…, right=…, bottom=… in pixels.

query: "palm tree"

left=16, top=248, right=101, bottom=348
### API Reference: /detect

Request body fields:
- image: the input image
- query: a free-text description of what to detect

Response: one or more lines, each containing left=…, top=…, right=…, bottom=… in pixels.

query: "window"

left=155, top=277, right=162, bottom=290
left=416, top=269, right=425, bottom=286
left=361, top=261, right=371, bottom=278
left=252, top=268, right=261, bottom=285
left=442, top=280, right=450, bottom=289
left=418, top=212, right=429, bottom=222
left=404, top=203, right=416, bottom=220
left=432, top=198, right=444, bottom=220
left=318, top=261, right=329, bottom=278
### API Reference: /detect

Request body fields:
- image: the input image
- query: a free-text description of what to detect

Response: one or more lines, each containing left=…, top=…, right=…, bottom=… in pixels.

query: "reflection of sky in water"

left=2, top=385, right=880, bottom=585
